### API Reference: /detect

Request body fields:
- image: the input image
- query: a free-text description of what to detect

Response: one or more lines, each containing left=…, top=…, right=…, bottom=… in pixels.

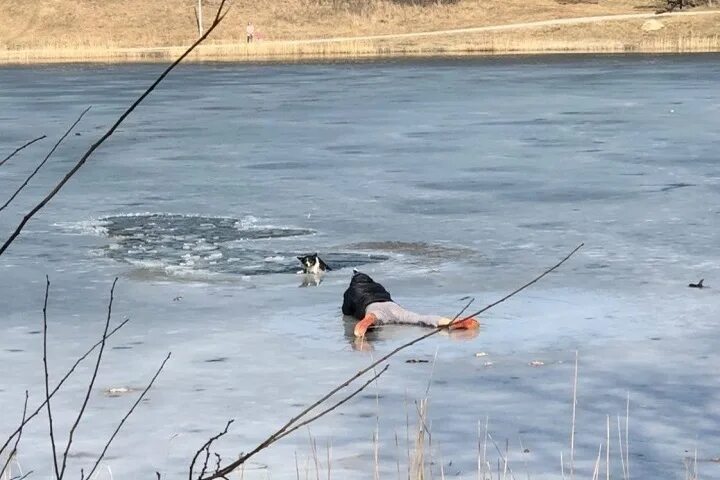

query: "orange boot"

left=439, top=317, right=480, bottom=330
left=353, top=313, right=378, bottom=337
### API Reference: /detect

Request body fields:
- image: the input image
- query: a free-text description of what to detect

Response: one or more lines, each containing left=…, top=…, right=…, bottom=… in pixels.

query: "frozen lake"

left=1, top=55, right=720, bottom=479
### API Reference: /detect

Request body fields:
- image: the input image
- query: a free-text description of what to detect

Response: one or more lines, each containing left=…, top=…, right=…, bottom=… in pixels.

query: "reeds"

left=1, top=32, right=719, bottom=64
left=285, top=351, right=670, bottom=480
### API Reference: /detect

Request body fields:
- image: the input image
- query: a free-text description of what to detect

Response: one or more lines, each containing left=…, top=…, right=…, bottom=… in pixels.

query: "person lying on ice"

left=342, top=269, right=480, bottom=338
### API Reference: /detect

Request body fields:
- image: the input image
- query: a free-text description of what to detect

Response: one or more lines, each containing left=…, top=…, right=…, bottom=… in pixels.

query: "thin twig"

left=477, top=421, right=481, bottom=480
left=487, top=433, right=516, bottom=480
left=211, top=361, right=386, bottom=480
left=199, top=244, right=583, bottom=480
left=189, top=420, right=235, bottom=480
left=213, top=453, right=221, bottom=477
left=272, top=365, right=390, bottom=445
left=625, top=392, right=630, bottom=480
left=326, top=440, right=331, bottom=480
left=0, top=318, right=130, bottom=458
left=606, top=415, right=610, bottom=480
left=503, top=438, right=509, bottom=480
left=413, top=401, right=432, bottom=446
left=59, top=278, right=118, bottom=479
left=0, top=391, right=28, bottom=478
left=592, top=444, right=602, bottom=480
left=308, top=429, right=320, bottom=480
left=482, top=418, right=489, bottom=480
left=0, top=107, right=90, bottom=215
left=84, top=352, right=172, bottom=480
left=0, top=135, right=46, bottom=167
left=0, top=0, right=230, bottom=258
left=395, top=432, right=401, bottom=480
left=570, top=350, right=578, bottom=480
left=617, top=415, right=626, bottom=480
left=42, top=276, right=61, bottom=480
left=406, top=392, right=410, bottom=480
left=457, top=243, right=584, bottom=324
left=10, top=470, right=33, bottom=480
left=451, top=297, right=475, bottom=324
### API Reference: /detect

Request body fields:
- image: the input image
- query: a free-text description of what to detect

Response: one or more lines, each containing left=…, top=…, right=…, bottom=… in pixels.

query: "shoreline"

left=2, top=41, right=719, bottom=66
left=1, top=10, right=719, bottom=65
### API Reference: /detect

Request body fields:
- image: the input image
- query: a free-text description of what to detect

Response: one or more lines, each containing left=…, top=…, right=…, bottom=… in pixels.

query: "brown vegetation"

left=1, top=0, right=718, bottom=62
left=0, top=0, right=652, bottom=49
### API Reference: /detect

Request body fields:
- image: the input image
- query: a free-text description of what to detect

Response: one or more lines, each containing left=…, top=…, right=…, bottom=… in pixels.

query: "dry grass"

left=2, top=0, right=719, bottom=63
left=1, top=11, right=719, bottom=64
left=0, top=0, right=656, bottom=49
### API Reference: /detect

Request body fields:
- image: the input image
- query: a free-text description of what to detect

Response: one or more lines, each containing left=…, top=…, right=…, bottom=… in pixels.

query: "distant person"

left=246, top=21, right=255, bottom=43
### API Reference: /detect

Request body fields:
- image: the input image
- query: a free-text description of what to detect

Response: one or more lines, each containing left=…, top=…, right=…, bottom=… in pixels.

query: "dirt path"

left=279, top=9, right=720, bottom=45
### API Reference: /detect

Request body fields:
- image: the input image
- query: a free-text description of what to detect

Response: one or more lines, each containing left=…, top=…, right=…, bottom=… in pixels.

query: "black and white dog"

left=297, top=253, right=332, bottom=287
left=297, top=253, right=332, bottom=275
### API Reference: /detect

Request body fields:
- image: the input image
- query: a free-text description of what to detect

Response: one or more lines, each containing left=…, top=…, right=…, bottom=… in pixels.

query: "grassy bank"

left=0, top=1, right=719, bottom=63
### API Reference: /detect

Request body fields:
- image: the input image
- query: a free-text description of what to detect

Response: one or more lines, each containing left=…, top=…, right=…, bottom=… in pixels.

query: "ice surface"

left=1, top=55, right=720, bottom=479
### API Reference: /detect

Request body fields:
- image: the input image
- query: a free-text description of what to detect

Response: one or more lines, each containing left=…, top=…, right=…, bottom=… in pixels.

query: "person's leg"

left=438, top=317, right=481, bottom=331
left=390, top=303, right=479, bottom=330
left=355, top=302, right=479, bottom=337
left=353, top=313, right=377, bottom=337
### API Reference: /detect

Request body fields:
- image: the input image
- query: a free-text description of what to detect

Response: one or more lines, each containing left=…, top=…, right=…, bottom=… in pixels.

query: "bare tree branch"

left=193, top=366, right=388, bottom=480
left=0, top=108, right=90, bottom=215
left=0, top=135, right=46, bottom=167
left=84, top=352, right=172, bottom=480
left=189, top=420, right=235, bottom=480
left=0, top=318, right=130, bottom=458
left=455, top=243, right=585, bottom=323
left=273, top=364, right=390, bottom=445
left=0, top=0, right=230, bottom=258
left=197, top=243, right=583, bottom=480
left=42, top=276, right=61, bottom=480
left=10, top=470, right=33, bottom=480
left=58, top=278, right=118, bottom=479
left=0, top=391, right=29, bottom=478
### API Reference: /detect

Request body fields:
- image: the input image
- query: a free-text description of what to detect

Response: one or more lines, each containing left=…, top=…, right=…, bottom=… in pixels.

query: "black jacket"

left=342, top=271, right=393, bottom=319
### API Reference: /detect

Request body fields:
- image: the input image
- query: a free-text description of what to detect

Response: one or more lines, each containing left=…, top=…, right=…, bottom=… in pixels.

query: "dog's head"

left=297, top=254, right=315, bottom=270
left=297, top=253, right=332, bottom=272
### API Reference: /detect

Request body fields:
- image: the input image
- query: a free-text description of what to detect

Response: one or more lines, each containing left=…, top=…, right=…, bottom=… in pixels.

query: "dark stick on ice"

left=196, top=244, right=584, bottom=480
left=0, top=0, right=231, bottom=258
left=0, top=107, right=90, bottom=215
left=58, top=278, right=118, bottom=479
left=0, top=135, right=46, bottom=167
